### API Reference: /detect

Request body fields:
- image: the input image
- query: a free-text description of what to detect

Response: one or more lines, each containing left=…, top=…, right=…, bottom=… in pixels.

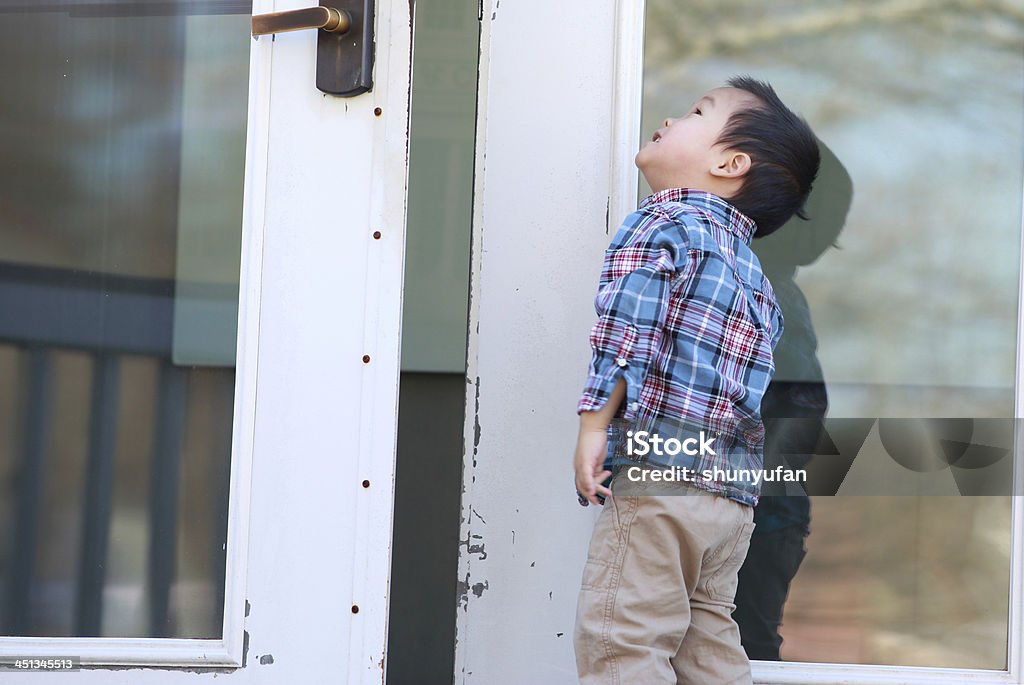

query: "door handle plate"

left=253, top=1, right=374, bottom=97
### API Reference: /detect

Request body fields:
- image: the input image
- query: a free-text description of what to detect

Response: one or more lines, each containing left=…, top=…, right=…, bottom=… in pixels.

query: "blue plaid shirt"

left=577, top=188, right=783, bottom=506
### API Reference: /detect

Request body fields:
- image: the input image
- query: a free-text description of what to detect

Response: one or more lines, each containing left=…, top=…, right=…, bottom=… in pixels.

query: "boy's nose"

left=664, top=117, right=674, bottom=127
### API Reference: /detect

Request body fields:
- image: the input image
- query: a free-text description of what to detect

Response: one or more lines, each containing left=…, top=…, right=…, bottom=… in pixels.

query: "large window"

left=642, top=0, right=1022, bottom=670
left=0, top=3, right=250, bottom=638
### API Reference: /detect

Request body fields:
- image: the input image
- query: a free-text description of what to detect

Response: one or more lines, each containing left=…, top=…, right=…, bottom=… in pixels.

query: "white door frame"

left=0, top=0, right=412, bottom=682
left=455, top=1, right=1024, bottom=683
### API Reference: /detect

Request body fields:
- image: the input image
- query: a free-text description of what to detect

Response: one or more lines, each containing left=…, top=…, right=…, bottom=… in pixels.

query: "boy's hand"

left=573, top=426, right=612, bottom=506
left=574, top=379, right=627, bottom=506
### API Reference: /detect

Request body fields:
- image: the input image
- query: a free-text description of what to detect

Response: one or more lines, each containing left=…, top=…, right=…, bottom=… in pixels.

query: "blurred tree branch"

left=647, top=0, right=1022, bottom=62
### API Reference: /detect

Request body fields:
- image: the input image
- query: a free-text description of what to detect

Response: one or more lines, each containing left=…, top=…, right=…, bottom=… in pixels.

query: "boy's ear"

left=710, top=151, right=751, bottom=179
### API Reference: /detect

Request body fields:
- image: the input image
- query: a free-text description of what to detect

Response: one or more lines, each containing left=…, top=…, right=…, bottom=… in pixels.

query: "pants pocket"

left=579, top=496, right=632, bottom=591
left=580, top=558, right=615, bottom=591
left=704, top=521, right=756, bottom=603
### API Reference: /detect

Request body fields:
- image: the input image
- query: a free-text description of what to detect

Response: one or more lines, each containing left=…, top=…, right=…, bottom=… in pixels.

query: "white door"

left=458, top=1, right=1024, bottom=684
left=0, top=0, right=411, bottom=682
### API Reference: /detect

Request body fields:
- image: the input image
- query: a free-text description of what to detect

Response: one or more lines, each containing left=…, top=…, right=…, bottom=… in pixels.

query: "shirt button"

left=615, top=357, right=628, bottom=367
left=629, top=402, right=639, bottom=411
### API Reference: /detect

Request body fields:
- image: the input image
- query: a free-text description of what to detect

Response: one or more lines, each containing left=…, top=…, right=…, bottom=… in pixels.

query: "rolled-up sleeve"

left=577, top=216, right=684, bottom=421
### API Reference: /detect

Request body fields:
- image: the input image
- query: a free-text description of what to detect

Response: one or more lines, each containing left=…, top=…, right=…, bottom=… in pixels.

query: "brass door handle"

left=250, top=1, right=375, bottom=97
left=252, top=6, right=351, bottom=36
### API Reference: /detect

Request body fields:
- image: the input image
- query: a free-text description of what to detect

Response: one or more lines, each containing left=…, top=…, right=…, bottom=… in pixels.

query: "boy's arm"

left=573, top=217, right=688, bottom=505
left=573, top=378, right=626, bottom=506
left=576, top=219, right=684, bottom=422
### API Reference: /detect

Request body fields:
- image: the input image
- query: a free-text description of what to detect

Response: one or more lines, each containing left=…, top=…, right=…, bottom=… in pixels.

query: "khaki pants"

left=574, top=474, right=756, bottom=684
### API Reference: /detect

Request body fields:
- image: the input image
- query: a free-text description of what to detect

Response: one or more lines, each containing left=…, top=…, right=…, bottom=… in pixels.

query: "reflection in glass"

left=734, top=140, right=849, bottom=663
left=642, top=0, right=1021, bottom=670
left=0, top=3, right=250, bottom=638
left=388, top=0, right=477, bottom=682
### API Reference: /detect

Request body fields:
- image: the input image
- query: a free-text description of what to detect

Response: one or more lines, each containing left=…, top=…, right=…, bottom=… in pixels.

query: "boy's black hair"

left=716, top=76, right=820, bottom=238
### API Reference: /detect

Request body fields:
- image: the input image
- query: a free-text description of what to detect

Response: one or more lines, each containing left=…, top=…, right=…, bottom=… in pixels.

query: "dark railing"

left=0, top=260, right=231, bottom=638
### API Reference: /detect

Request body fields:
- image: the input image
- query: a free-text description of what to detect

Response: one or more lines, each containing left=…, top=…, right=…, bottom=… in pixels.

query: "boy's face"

left=636, top=86, right=758, bottom=194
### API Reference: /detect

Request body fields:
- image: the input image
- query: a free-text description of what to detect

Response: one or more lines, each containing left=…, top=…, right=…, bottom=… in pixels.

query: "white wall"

left=454, top=1, right=622, bottom=682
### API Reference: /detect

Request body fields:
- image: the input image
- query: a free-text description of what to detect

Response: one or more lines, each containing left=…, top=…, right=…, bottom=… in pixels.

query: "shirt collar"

left=639, top=188, right=756, bottom=245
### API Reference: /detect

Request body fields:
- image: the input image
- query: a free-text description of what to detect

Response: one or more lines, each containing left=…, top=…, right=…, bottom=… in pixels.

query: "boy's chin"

left=634, top=154, right=649, bottom=176
left=635, top=164, right=654, bottom=189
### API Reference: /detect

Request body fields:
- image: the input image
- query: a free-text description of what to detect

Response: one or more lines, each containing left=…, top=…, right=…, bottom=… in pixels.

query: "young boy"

left=572, top=76, right=820, bottom=684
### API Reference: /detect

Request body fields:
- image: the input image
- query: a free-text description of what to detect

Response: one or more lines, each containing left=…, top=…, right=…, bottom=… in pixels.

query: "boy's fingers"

left=575, top=473, right=604, bottom=507
left=574, top=439, right=610, bottom=506
left=577, top=469, right=613, bottom=506
left=579, top=487, right=601, bottom=507
left=594, top=468, right=613, bottom=500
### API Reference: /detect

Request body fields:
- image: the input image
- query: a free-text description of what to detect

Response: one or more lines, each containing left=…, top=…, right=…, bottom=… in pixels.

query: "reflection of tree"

left=644, top=1, right=1023, bottom=139
left=642, top=0, right=1023, bottom=398
left=647, top=0, right=1023, bottom=62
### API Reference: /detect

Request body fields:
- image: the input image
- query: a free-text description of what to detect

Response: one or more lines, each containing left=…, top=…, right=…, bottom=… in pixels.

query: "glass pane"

left=389, top=0, right=477, bottom=682
left=0, top=1, right=251, bottom=638
left=399, top=2, right=475, bottom=373
left=642, top=0, right=1021, bottom=670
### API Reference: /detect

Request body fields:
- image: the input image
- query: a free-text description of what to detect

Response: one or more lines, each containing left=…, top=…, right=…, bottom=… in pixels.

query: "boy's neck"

left=646, top=174, right=741, bottom=201
left=649, top=186, right=723, bottom=200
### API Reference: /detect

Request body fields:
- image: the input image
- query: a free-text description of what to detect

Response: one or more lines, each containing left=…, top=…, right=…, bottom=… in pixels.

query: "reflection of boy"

left=572, top=77, right=820, bottom=684
left=734, top=142, right=851, bottom=662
